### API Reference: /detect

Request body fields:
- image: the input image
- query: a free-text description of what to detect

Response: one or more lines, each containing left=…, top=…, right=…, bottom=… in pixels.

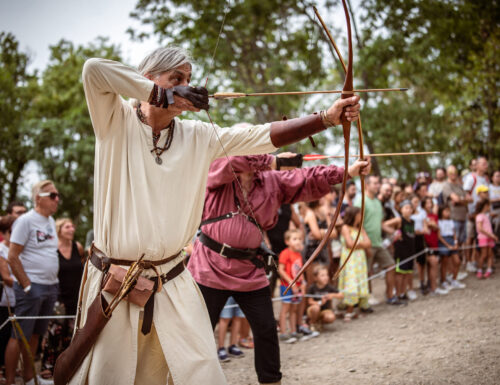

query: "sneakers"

left=466, top=261, right=477, bottom=273
left=476, top=270, right=483, bottom=279
left=434, top=287, right=449, bottom=295
left=407, top=290, right=418, bottom=301
left=386, top=296, right=406, bottom=306
left=456, top=271, right=468, bottom=281
left=228, top=344, right=245, bottom=358
left=279, top=333, right=297, bottom=344
left=450, top=279, right=466, bottom=289
left=218, top=347, right=230, bottom=362
left=297, top=324, right=320, bottom=340
left=441, top=281, right=451, bottom=291
left=368, top=295, right=381, bottom=306
left=484, top=269, right=492, bottom=278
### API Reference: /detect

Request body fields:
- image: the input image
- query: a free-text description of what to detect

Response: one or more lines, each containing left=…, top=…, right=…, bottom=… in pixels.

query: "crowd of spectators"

left=1, top=155, right=499, bottom=378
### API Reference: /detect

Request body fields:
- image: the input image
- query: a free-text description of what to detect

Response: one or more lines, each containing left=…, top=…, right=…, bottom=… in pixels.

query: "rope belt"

left=90, top=247, right=185, bottom=335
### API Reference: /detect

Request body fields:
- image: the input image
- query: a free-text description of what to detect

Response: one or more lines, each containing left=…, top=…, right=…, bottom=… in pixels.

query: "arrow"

left=210, top=88, right=408, bottom=99
left=303, top=151, right=440, bottom=161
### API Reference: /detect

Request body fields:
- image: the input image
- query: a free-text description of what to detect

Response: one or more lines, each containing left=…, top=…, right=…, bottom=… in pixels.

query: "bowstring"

left=204, top=1, right=267, bottom=241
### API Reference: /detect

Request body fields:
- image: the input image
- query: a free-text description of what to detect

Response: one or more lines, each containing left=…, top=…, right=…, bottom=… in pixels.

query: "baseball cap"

left=476, top=185, right=489, bottom=193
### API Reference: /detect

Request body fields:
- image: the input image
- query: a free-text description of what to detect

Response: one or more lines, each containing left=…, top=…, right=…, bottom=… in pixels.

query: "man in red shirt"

left=188, top=153, right=370, bottom=384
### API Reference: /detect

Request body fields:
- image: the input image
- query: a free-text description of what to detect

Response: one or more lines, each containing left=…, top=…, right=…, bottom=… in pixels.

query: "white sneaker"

left=441, top=281, right=451, bottom=291
left=434, top=287, right=449, bottom=295
left=407, top=290, right=418, bottom=301
left=457, top=271, right=468, bottom=281
left=368, top=296, right=380, bottom=306
left=466, top=262, right=477, bottom=273
left=450, top=279, right=466, bottom=289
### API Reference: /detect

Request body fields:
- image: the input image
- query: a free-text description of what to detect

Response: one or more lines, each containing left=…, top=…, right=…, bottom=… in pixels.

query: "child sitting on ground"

left=338, top=206, right=371, bottom=320
left=278, top=229, right=306, bottom=343
left=307, top=265, right=344, bottom=329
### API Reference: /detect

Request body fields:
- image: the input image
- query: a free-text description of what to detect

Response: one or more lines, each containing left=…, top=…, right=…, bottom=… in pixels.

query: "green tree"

left=0, top=32, right=39, bottom=208
left=130, top=0, right=336, bottom=153
left=32, top=38, right=122, bottom=239
left=357, top=0, right=499, bottom=177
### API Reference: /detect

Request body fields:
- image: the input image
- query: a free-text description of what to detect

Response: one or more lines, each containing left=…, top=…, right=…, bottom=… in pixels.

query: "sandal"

left=344, top=312, right=357, bottom=322
left=238, top=337, right=254, bottom=349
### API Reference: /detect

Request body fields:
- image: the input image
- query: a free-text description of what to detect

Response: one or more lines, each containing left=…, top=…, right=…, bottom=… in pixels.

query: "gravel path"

left=223, top=263, right=500, bottom=384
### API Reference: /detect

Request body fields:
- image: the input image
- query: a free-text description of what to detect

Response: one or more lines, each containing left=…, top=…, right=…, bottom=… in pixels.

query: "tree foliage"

left=0, top=32, right=39, bottom=208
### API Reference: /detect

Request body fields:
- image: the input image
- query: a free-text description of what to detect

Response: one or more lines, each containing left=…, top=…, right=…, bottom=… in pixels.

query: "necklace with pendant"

left=136, top=103, right=175, bottom=165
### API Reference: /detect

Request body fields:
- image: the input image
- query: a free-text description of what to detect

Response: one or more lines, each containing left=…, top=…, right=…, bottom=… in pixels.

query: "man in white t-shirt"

left=462, top=156, right=489, bottom=268
left=5, top=180, right=60, bottom=385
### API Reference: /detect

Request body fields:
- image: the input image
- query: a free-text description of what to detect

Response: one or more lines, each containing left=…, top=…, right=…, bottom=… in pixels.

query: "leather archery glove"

left=169, top=86, right=210, bottom=110
left=276, top=154, right=303, bottom=170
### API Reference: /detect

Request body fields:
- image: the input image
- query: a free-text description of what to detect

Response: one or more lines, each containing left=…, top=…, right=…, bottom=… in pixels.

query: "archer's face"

left=153, top=63, right=192, bottom=89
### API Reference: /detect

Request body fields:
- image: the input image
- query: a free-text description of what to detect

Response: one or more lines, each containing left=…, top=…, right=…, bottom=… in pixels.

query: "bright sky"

left=0, top=0, right=157, bottom=71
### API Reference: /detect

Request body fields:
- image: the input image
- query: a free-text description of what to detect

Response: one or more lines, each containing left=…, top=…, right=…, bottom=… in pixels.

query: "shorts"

left=280, top=285, right=302, bottom=304
left=478, top=238, right=495, bottom=248
left=395, top=258, right=413, bottom=274
left=306, top=306, right=334, bottom=321
left=12, top=282, right=58, bottom=340
left=368, top=246, right=395, bottom=270
left=219, top=296, right=245, bottom=319
left=466, top=219, right=476, bottom=240
left=415, top=235, right=427, bottom=266
left=453, top=220, right=466, bottom=244
left=438, top=236, right=456, bottom=257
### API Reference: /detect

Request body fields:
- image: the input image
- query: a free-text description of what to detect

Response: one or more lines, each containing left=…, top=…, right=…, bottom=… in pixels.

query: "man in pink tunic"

left=188, top=154, right=370, bottom=384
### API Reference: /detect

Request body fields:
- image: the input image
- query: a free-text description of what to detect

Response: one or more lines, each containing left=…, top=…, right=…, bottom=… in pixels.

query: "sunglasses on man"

left=38, top=192, right=61, bottom=200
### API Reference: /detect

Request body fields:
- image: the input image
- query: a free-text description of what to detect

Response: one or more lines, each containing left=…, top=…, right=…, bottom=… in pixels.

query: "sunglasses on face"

left=38, top=192, right=60, bottom=200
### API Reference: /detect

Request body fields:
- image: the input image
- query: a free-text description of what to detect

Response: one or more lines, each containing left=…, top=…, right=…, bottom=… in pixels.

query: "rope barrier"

left=1, top=242, right=497, bottom=327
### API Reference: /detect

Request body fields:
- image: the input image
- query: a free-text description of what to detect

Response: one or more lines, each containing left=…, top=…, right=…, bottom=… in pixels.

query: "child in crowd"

left=410, top=195, right=427, bottom=298
left=217, top=297, right=245, bottom=362
left=278, top=229, right=307, bottom=343
left=338, top=206, right=371, bottom=320
left=307, top=265, right=344, bottom=329
left=475, top=199, right=498, bottom=278
left=423, top=197, right=448, bottom=295
left=393, top=200, right=416, bottom=303
left=438, top=206, right=466, bottom=289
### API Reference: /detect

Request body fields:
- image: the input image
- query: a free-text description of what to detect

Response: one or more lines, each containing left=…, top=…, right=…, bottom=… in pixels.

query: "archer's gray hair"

left=138, top=46, right=192, bottom=77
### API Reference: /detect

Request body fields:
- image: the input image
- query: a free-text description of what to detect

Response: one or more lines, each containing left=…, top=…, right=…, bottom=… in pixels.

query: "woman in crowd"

left=41, top=218, right=84, bottom=378
left=0, top=215, right=16, bottom=379
left=302, top=200, right=335, bottom=285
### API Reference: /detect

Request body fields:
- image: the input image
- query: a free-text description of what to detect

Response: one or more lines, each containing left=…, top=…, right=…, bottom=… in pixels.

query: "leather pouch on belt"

left=53, top=293, right=110, bottom=385
left=102, top=265, right=154, bottom=307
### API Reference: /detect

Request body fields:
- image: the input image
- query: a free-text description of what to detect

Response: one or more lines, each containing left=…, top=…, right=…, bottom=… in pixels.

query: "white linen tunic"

left=71, top=58, right=277, bottom=385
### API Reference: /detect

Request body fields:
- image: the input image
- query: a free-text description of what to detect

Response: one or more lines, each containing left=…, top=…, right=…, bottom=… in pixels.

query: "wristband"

left=24, top=284, right=31, bottom=293
left=276, top=154, right=304, bottom=170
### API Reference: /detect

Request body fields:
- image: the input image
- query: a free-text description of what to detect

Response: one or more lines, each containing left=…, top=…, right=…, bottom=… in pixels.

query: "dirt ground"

left=222, top=263, right=500, bottom=385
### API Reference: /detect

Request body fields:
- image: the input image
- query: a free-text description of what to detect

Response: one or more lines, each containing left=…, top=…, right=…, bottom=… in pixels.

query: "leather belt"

left=90, top=245, right=181, bottom=271
left=90, top=249, right=185, bottom=284
left=198, top=232, right=259, bottom=260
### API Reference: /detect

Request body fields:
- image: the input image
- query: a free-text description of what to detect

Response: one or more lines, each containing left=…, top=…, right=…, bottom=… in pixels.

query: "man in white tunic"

left=69, top=47, right=361, bottom=385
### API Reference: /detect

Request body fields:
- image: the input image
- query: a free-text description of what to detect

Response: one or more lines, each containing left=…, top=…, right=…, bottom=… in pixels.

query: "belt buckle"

left=220, top=243, right=230, bottom=258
